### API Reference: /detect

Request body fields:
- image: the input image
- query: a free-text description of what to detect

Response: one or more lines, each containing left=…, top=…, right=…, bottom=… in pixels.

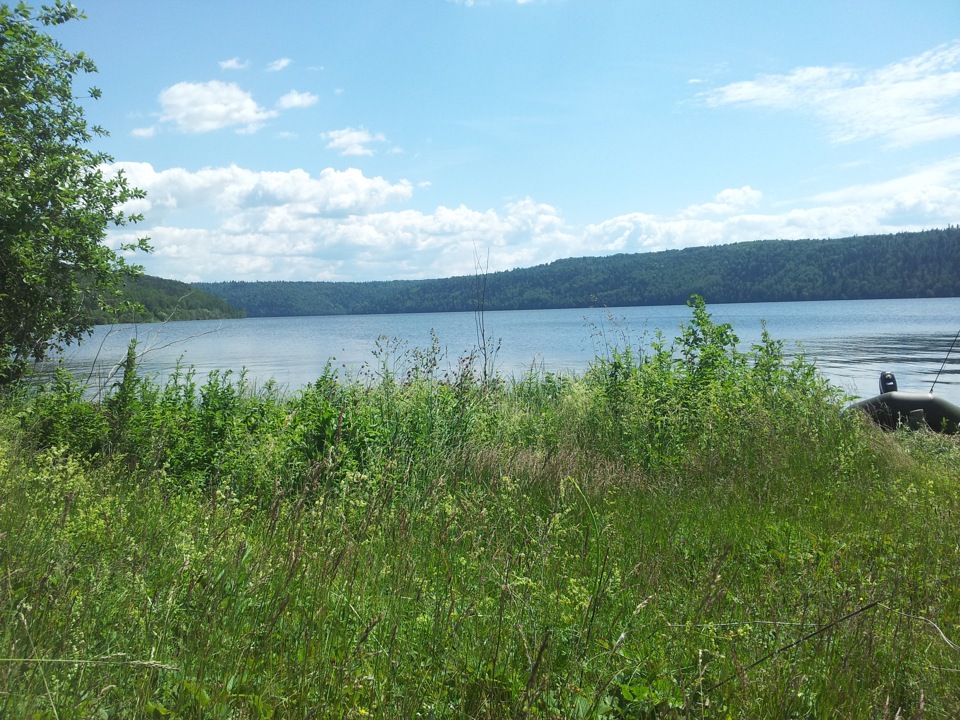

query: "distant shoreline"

left=190, top=228, right=960, bottom=318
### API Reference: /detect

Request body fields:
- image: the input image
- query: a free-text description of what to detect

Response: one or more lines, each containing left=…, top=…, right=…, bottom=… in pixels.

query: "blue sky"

left=53, top=0, right=960, bottom=282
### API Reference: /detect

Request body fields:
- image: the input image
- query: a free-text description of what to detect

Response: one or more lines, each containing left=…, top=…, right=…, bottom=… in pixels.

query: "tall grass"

left=2, top=297, right=959, bottom=718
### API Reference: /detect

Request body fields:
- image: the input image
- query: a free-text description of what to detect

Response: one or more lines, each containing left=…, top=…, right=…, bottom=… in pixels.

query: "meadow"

left=2, top=297, right=959, bottom=718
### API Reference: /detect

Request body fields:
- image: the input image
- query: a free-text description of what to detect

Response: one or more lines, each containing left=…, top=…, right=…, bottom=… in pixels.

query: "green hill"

left=193, top=227, right=960, bottom=317
left=88, top=274, right=246, bottom=324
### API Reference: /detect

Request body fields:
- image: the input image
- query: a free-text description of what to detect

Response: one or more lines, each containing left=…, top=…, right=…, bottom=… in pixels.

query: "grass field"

left=2, top=298, right=959, bottom=718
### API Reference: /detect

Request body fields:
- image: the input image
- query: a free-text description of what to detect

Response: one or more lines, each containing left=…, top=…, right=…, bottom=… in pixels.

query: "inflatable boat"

left=848, top=371, right=960, bottom=433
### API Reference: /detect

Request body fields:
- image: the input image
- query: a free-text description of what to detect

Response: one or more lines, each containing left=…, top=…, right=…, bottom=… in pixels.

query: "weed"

left=1, top=298, right=957, bottom=717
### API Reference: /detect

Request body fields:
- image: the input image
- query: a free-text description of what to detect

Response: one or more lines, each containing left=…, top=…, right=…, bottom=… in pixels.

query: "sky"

left=49, top=0, right=960, bottom=283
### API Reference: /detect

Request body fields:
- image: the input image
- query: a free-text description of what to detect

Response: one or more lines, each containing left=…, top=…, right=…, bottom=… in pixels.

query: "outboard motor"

left=879, top=371, right=898, bottom=394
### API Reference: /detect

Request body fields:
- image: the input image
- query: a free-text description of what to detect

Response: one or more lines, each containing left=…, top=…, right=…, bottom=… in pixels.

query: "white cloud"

left=109, top=162, right=414, bottom=220
left=219, top=57, right=249, bottom=70
left=131, top=126, right=156, bottom=138
left=322, top=127, right=388, bottom=156
left=584, top=159, right=960, bottom=253
left=583, top=208, right=866, bottom=255
left=704, top=41, right=960, bottom=146
left=106, top=154, right=960, bottom=283
left=267, top=58, right=292, bottom=72
left=105, top=160, right=580, bottom=281
left=681, top=186, right=762, bottom=217
left=159, top=81, right=277, bottom=133
left=812, top=155, right=960, bottom=204
left=277, top=90, right=319, bottom=109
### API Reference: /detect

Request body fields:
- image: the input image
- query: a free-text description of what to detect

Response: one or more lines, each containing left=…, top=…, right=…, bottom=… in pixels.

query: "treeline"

left=87, top=274, right=246, bottom=324
left=195, top=228, right=960, bottom=317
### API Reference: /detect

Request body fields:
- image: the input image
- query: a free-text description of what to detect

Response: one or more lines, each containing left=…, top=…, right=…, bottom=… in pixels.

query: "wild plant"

left=2, top=297, right=958, bottom=718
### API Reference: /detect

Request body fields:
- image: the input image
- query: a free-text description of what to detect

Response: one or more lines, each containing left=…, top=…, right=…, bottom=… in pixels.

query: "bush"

left=2, top=298, right=957, bottom=717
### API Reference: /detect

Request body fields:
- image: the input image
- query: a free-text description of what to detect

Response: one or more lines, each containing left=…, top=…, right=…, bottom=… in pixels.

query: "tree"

left=0, top=1, right=149, bottom=383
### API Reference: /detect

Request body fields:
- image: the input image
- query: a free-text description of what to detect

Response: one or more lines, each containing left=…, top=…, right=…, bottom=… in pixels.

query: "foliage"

left=195, top=227, right=960, bottom=317
left=571, top=296, right=843, bottom=474
left=0, top=1, right=149, bottom=383
left=83, top=274, right=246, bottom=325
left=2, top=299, right=960, bottom=717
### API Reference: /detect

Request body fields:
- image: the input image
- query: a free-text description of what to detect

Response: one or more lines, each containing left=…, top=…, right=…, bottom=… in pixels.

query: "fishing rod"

left=930, top=326, right=960, bottom=393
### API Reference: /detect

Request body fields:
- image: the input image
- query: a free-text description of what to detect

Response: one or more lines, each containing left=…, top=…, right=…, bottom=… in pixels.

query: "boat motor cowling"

left=879, top=371, right=898, bottom=394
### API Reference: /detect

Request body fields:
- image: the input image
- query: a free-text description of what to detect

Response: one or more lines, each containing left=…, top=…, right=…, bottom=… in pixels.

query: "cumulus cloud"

left=277, top=90, right=319, bottom=109
left=104, top=160, right=581, bottom=281
left=159, top=81, right=277, bottom=133
left=106, top=153, right=960, bottom=282
left=267, top=58, right=292, bottom=72
left=322, top=127, right=388, bottom=156
left=110, top=162, right=414, bottom=220
left=584, top=160, right=960, bottom=253
left=219, top=57, right=249, bottom=70
left=703, top=41, right=960, bottom=147
left=681, top=186, right=762, bottom=217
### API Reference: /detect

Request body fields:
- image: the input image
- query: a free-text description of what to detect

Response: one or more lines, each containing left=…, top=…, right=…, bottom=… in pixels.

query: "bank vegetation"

left=2, top=298, right=959, bottom=718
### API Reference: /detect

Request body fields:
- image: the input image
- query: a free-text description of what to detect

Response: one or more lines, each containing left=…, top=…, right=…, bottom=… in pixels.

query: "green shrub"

left=3, top=298, right=957, bottom=717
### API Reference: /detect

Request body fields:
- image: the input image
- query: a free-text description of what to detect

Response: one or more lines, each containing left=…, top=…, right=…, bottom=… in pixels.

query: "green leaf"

left=0, top=3, right=149, bottom=383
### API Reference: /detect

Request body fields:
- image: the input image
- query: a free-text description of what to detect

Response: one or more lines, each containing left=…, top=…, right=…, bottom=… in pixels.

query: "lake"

left=44, top=297, right=960, bottom=404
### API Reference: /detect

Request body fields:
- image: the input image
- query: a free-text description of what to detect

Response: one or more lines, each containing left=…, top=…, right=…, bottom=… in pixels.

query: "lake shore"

left=4, top=300, right=958, bottom=717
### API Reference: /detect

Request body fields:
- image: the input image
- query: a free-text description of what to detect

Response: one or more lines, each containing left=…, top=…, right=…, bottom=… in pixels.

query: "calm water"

left=44, top=297, right=960, bottom=404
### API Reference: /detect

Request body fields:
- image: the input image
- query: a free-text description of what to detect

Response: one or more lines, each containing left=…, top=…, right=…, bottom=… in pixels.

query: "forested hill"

left=194, top=228, right=960, bottom=318
left=88, top=274, right=246, bottom=324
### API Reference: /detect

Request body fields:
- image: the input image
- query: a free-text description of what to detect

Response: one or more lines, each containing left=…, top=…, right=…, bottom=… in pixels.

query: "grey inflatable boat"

left=849, top=371, right=960, bottom=433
